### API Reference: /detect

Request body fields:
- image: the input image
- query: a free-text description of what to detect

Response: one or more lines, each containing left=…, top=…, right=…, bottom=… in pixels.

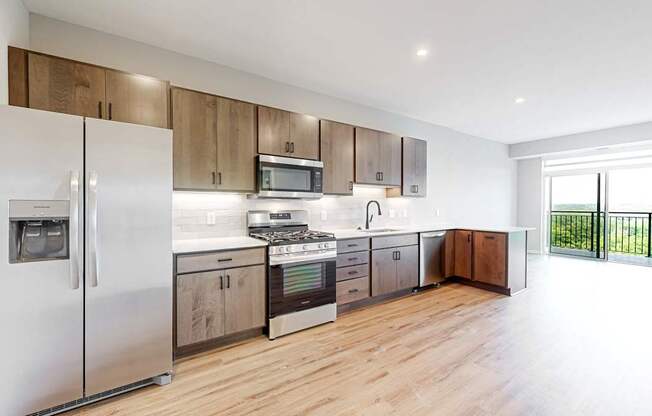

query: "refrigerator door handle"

left=69, top=170, right=81, bottom=290
left=89, top=170, right=99, bottom=287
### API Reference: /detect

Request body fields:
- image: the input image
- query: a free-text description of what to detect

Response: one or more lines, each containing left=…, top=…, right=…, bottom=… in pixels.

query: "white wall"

left=0, top=0, right=29, bottom=104
left=516, top=158, right=543, bottom=253
left=510, top=121, right=652, bottom=159
left=29, top=14, right=517, bottom=238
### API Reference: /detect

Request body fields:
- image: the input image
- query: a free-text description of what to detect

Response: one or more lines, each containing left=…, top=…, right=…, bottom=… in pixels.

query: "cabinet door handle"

left=348, top=181, right=353, bottom=191
left=219, top=275, right=224, bottom=290
left=226, top=274, right=230, bottom=288
left=468, top=234, right=472, bottom=243
left=348, top=288, right=359, bottom=294
left=397, top=250, right=401, bottom=260
left=98, top=101, right=103, bottom=118
left=285, top=141, right=290, bottom=152
left=379, top=172, right=384, bottom=181
left=218, top=172, right=222, bottom=185
left=108, top=102, right=113, bottom=120
left=290, top=142, right=295, bottom=153
left=392, top=251, right=397, bottom=261
left=212, top=172, right=216, bottom=184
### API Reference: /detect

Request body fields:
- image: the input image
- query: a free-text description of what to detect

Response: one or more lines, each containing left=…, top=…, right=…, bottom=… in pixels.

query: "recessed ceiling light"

left=416, top=49, right=428, bottom=57
left=514, top=97, right=526, bottom=104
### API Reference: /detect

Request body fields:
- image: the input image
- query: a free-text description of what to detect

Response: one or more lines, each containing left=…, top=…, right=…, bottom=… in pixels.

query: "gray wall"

left=0, top=0, right=29, bottom=104
left=28, top=14, right=517, bottom=231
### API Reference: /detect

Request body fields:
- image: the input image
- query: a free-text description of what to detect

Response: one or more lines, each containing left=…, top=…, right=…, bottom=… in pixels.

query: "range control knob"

left=323, top=242, right=330, bottom=249
left=303, top=245, right=309, bottom=250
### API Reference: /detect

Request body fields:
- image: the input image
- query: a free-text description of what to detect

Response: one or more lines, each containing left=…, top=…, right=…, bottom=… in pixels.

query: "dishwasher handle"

left=421, top=231, right=446, bottom=238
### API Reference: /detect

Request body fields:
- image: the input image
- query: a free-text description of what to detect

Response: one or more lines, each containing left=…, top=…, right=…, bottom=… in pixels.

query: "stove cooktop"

left=249, top=229, right=335, bottom=245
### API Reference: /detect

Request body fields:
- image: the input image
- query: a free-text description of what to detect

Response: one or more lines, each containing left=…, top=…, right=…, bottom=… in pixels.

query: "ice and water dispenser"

left=8, top=200, right=69, bottom=263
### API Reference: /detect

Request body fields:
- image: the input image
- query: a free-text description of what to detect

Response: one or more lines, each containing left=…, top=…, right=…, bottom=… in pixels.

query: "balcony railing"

left=550, top=210, right=651, bottom=258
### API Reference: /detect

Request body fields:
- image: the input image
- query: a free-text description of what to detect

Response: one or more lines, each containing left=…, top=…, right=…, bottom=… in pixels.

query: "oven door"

left=258, top=155, right=323, bottom=198
left=269, top=258, right=336, bottom=318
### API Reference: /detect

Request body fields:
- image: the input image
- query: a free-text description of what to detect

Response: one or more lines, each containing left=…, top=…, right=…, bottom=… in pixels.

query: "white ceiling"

left=22, top=0, right=652, bottom=143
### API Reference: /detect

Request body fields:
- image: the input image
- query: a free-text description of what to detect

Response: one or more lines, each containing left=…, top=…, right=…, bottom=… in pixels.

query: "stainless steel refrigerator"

left=0, top=105, right=173, bottom=415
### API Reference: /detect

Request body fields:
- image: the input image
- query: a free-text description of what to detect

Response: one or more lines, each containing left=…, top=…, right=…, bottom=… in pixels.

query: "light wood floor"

left=69, top=255, right=652, bottom=415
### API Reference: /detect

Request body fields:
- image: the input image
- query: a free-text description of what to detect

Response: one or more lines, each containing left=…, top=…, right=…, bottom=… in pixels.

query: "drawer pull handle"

left=347, top=244, right=358, bottom=248
left=484, top=236, right=495, bottom=240
left=348, top=270, right=358, bottom=275
left=217, top=258, right=233, bottom=262
left=347, top=257, right=358, bottom=261
left=348, top=288, right=359, bottom=294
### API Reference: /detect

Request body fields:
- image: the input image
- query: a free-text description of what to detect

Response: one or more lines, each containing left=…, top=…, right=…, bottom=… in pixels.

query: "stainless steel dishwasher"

left=419, top=231, right=447, bottom=287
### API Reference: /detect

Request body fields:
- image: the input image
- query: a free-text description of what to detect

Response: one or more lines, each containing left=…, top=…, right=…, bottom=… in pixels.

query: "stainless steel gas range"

left=248, top=210, right=336, bottom=339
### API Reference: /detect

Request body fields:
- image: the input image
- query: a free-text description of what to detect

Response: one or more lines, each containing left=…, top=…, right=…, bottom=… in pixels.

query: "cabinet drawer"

left=177, top=247, right=265, bottom=274
left=336, top=264, right=369, bottom=282
left=336, top=251, right=369, bottom=268
left=371, top=233, right=418, bottom=250
left=337, top=238, right=370, bottom=253
left=336, top=277, right=370, bottom=305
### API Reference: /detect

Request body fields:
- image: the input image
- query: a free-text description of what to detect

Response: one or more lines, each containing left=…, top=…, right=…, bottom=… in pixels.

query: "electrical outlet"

left=435, top=209, right=440, bottom=217
left=389, top=209, right=396, bottom=218
left=401, top=209, right=408, bottom=218
left=206, top=212, right=216, bottom=225
left=320, top=210, right=328, bottom=221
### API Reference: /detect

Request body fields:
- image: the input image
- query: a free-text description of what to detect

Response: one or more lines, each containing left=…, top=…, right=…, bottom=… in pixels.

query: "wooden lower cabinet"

left=336, top=277, right=370, bottom=305
left=396, top=245, right=418, bottom=290
left=224, top=265, right=266, bottom=334
left=371, top=244, right=418, bottom=296
left=176, top=264, right=265, bottom=348
left=454, top=230, right=473, bottom=279
left=176, top=271, right=225, bottom=347
left=473, top=232, right=507, bottom=287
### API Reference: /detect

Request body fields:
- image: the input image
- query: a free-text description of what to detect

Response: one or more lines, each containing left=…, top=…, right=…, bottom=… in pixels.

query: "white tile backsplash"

left=173, top=187, right=421, bottom=240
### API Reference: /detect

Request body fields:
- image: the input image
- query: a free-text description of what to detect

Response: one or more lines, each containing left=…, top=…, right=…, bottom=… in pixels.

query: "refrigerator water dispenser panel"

left=8, top=200, right=70, bottom=263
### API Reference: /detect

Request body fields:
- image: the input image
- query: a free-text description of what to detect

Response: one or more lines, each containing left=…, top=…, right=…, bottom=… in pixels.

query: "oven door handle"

left=269, top=251, right=336, bottom=266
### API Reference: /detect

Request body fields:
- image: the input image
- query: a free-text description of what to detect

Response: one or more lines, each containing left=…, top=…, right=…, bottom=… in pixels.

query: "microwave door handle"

left=69, top=170, right=81, bottom=290
left=88, top=171, right=99, bottom=287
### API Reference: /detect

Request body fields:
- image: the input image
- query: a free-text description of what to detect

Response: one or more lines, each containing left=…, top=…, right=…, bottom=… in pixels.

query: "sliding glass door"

left=548, top=172, right=606, bottom=259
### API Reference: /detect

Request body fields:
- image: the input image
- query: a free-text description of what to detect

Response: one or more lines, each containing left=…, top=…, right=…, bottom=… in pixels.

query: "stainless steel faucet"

left=365, top=200, right=382, bottom=230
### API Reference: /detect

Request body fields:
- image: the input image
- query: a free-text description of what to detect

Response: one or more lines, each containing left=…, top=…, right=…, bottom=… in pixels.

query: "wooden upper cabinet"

left=257, top=106, right=319, bottom=159
left=258, top=106, right=289, bottom=156
left=27, top=52, right=106, bottom=119
left=473, top=232, right=507, bottom=287
left=106, top=70, right=169, bottom=128
left=320, top=120, right=354, bottom=195
left=355, top=127, right=401, bottom=186
left=454, top=230, right=473, bottom=279
left=216, top=97, right=256, bottom=192
left=402, top=137, right=427, bottom=197
left=172, top=88, right=217, bottom=190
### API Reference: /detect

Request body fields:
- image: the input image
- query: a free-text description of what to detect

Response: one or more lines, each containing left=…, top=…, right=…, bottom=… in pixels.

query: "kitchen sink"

left=360, top=228, right=401, bottom=233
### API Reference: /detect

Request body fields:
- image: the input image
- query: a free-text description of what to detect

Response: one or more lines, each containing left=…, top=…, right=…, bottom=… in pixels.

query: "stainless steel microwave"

left=256, top=155, right=323, bottom=199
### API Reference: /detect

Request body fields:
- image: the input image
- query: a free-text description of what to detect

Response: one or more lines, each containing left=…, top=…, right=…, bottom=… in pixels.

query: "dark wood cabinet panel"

left=473, top=232, right=507, bottom=287
left=224, top=265, right=266, bottom=335
left=454, top=230, right=473, bottom=279
left=396, top=245, right=418, bottom=290
left=321, top=120, right=354, bottom=194
left=258, top=106, right=290, bottom=156
left=371, top=247, right=398, bottom=296
left=106, top=70, right=169, bottom=128
left=444, top=231, right=456, bottom=277
left=355, top=127, right=381, bottom=184
left=8, top=46, right=28, bottom=107
left=289, top=112, right=319, bottom=159
left=336, top=277, right=370, bottom=305
left=176, top=271, right=225, bottom=347
left=28, top=52, right=106, bottom=119
left=355, top=127, right=401, bottom=186
left=379, top=131, right=402, bottom=186
left=216, top=97, right=256, bottom=192
left=171, top=88, right=218, bottom=190
left=402, top=137, right=427, bottom=197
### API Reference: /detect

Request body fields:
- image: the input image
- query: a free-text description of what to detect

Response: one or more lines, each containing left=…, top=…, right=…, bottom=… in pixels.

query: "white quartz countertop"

left=173, top=237, right=268, bottom=254
left=324, top=225, right=535, bottom=240
left=172, top=225, right=534, bottom=253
